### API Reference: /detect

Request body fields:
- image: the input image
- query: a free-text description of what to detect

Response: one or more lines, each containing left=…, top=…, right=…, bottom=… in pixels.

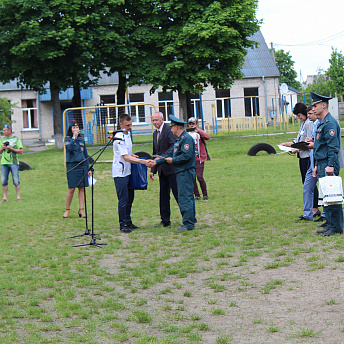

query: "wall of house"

left=0, top=88, right=41, bottom=141
left=1, top=76, right=281, bottom=144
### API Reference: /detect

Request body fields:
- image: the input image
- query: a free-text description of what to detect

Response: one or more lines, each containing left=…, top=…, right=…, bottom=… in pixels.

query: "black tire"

left=19, top=161, right=32, bottom=171
left=247, top=142, right=276, bottom=156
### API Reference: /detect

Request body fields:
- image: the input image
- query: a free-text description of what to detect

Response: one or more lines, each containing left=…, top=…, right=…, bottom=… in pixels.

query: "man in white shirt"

left=113, top=114, right=151, bottom=233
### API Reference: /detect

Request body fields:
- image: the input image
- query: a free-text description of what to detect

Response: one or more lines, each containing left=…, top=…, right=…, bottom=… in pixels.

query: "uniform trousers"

left=194, top=160, right=208, bottom=198
left=176, top=169, right=196, bottom=229
left=114, top=175, right=134, bottom=227
left=318, top=160, right=343, bottom=233
left=159, top=171, right=178, bottom=225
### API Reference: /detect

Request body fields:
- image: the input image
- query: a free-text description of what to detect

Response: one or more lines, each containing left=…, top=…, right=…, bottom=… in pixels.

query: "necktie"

left=157, top=130, right=160, bottom=142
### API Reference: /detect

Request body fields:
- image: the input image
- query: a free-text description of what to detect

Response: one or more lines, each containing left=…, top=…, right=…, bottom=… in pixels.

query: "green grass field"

left=1, top=132, right=344, bottom=343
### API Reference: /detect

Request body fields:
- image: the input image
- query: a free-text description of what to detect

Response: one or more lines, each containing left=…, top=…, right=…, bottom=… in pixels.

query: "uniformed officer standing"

left=312, top=92, right=343, bottom=236
left=150, top=115, right=196, bottom=233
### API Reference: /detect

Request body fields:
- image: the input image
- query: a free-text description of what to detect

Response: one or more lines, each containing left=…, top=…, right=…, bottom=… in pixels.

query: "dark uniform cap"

left=310, top=92, right=332, bottom=105
left=169, top=115, right=186, bottom=126
left=70, top=119, right=78, bottom=126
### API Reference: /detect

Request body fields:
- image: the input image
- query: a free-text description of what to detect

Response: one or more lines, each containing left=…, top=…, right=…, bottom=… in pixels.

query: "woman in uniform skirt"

left=63, top=122, right=91, bottom=218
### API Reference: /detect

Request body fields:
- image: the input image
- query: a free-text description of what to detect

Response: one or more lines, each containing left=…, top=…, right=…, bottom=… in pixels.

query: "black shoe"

left=299, top=214, right=305, bottom=219
left=203, top=196, right=209, bottom=201
left=175, top=226, right=193, bottom=233
left=155, top=221, right=171, bottom=228
left=298, top=216, right=312, bottom=221
left=316, top=228, right=329, bottom=234
left=120, top=225, right=132, bottom=233
left=313, top=210, right=321, bottom=217
left=318, top=221, right=328, bottom=228
left=321, top=230, right=342, bottom=236
left=314, top=216, right=326, bottom=223
left=195, top=196, right=201, bottom=200
left=127, top=222, right=139, bottom=230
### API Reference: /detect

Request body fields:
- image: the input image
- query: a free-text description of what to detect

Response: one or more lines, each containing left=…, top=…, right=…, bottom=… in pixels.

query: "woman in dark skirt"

left=63, top=122, right=91, bottom=218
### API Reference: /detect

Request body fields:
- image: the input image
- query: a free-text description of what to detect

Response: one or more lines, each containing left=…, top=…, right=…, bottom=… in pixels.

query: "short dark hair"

left=3, top=124, right=12, bottom=131
left=119, top=114, right=131, bottom=123
left=293, top=103, right=307, bottom=116
left=306, top=105, right=313, bottom=113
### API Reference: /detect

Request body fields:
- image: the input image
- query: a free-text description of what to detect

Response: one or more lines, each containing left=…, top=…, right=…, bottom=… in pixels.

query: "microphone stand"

left=67, top=135, right=121, bottom=248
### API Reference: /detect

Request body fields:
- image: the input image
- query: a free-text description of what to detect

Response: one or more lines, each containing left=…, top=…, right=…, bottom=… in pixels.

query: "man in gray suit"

left=149, top=112, right=178, bottom=227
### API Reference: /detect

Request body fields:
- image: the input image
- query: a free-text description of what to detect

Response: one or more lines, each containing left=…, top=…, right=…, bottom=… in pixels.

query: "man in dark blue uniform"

left=312, top=92, right=343, bottom=236
left=150, top=115, right=196, bottom=233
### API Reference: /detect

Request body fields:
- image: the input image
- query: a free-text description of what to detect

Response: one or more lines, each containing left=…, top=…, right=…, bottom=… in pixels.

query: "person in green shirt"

left=0, top=124, right=23, bottom=203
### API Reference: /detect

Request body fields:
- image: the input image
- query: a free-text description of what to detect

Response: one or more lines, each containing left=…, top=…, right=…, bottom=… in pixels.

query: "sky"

left=256, top=0, right=344, bottom=83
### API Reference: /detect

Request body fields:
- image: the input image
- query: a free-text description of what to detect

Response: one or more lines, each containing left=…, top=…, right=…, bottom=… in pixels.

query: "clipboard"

left=291, top=141, right=310, bottom=150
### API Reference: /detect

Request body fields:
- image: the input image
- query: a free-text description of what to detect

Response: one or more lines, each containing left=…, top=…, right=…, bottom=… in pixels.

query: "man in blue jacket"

left=150, top=115, right=196, bottom=232
left=312, top=92, right=343, bottom=236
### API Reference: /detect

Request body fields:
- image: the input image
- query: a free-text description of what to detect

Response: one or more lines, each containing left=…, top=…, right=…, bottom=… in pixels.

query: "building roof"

left=241, top=30, right=280, bottom=78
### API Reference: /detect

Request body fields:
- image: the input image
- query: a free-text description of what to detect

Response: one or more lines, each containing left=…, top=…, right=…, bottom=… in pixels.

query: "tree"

left=0, top=0, right=125, bottom=148
left=326, top=48, right=344, bottom=97
left=274, top=49, right=301, bottom=90
left=130, top=0, right=260, bottom=120
left=305, top=69, right=334, bottom=105
left=0, top=97, right=15, bottom=128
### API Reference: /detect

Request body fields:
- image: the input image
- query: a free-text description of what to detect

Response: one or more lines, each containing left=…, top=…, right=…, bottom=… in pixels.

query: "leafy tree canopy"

left=0, top=0, right=127, bottom=147
left=137, top=0, right=260, bottom=95
left=304, top=70, right=333, bottom=105
left=0, top=97, right=15, bottom=129
left=326, top=48, right=344, bottom=97
left=274, top=49, right=301, bottom=90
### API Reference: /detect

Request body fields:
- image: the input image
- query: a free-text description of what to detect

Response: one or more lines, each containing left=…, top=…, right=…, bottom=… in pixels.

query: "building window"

left=100, top=95, right=116, bottom=125
left=244, top=88, right=260, bottom=117
left=190, top=93, right=202, bottom=119
left=22, top=99, right=38, bottom=129
left=158, top=92, right=174, bottom=121
left=216, top=89, right=231, bottom=118
left=129, top=93, right=145, bottom=123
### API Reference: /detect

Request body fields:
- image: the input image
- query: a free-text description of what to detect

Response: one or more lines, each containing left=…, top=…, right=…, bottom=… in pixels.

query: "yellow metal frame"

left=63, top=103, right=157, bottom=166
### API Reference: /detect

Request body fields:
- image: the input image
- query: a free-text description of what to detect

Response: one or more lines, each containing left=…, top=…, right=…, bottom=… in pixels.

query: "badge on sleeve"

left=65, top=141, right=70, bottom=145
left=329, top=129, right=335, bottom=136
left=184, top=144, right=189, bottom=150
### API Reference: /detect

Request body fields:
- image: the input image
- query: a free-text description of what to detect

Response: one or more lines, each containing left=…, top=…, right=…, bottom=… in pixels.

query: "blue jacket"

left=157, top=130, right=195, bottom=174
left=65, top=136, right=89, bottom=168
left=314, top=113, right=341, bottom=167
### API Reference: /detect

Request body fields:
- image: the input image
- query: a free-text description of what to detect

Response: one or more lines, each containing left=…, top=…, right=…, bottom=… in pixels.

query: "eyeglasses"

left=188, top=122, right=195, bottom=125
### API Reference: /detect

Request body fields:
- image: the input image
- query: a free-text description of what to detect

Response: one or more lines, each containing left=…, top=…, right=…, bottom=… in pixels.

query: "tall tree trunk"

left=177, top=86, right=193, bottom=122
left=50, top=81, right=63, bottom=149
left=72, top=83, right=81, bottom=108
left=116, top=71, right=127, bottom=129
left=72, top=83, right=82, bottom=129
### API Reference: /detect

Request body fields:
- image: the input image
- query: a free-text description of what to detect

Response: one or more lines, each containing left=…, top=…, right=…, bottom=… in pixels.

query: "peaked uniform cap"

left=169, top=115, right=186, bottom=126
left=310, top=92, right=332, bottom=105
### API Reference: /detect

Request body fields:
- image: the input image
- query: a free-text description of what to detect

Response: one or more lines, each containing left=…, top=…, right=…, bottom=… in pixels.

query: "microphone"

left=108, top=129, right=125, bottom=140
left=108, top=129, right=124, bottom=134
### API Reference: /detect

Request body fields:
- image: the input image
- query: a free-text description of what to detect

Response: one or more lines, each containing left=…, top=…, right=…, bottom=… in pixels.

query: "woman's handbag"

left=318, top=175, right=344, bottom=206
left=129, top=161, right=148, bottom=190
